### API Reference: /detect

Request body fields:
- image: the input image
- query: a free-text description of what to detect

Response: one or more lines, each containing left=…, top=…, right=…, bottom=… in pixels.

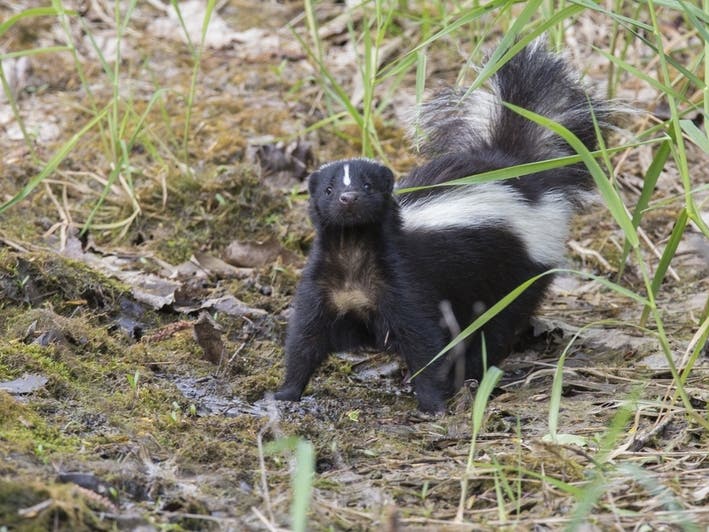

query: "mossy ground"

left=1, top=1, right=708, bottom=530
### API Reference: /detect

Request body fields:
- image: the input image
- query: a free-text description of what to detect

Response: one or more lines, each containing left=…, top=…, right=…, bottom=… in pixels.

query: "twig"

left=18, top=499, right=53, bottom=517
left=568, top=240, right=615, bottom=272
left=0, top=236, right=29, bottom=253
left=251, top=506, right=280, bottom=532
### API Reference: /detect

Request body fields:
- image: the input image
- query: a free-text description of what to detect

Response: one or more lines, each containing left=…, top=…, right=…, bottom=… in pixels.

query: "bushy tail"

left=411, top=40, right=611, bottom=164
left=399, top=41, right=614, bottom=267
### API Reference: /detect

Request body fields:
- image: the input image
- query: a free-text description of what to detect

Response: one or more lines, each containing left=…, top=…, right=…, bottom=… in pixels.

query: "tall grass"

left=0, top=1, right=215, bottom=235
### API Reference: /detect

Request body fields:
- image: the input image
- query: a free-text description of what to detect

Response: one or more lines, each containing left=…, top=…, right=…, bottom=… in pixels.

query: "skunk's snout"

left=339, top=191, right=359, bottom=205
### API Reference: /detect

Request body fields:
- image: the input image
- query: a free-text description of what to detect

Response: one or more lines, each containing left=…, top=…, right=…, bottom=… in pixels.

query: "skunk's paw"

left=273, top=386, right=303, bottom=402
left=415, top=392, right=448, bottom=415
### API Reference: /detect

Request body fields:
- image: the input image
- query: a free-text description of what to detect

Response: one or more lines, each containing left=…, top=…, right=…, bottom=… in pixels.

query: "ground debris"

left=254, top=137, right=315, bottom=183
left=0, top=373, right=48, bottom=395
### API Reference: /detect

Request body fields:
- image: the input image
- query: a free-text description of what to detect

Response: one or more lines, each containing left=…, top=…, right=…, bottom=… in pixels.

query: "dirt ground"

left=1, top=1, right=708, bottom=530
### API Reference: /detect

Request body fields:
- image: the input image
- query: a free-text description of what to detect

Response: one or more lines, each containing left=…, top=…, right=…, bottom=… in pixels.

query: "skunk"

left=274, top=41, right=611, bottom=413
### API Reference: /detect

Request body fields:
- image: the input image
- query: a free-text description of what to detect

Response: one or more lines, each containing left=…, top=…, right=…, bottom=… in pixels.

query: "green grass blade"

left=496, top=3, right=585, bottom=61
left=595, top=47, right=691, bottom=105
left=618, top=139, right=672, bottom=278
left=171, top=0, right=216, bottom=165
left=646, top=0, right=709, bottom=239
left=472, top=367, right=503, bottom=436
left=457, top=365, right=503, bottom=521
left=291, top=439, right=315, bottom=532
left=679, top=0, right=709, bottom=56
left=0, top=6, right=75, bottom=37
left=678, top=314, right=709, bottom=388
left=398, top=138, right=664, bottom=194
left=570, top=0, right=654, bottom=31
left=545, top=319, right=647, bottom=444
left=648, top=0, right=709, bottom=22
left=680, top=120, right=709, bottom=153
left=0, top=46, right=72, bottom=60
left=412, top=268, right=649, bottom=380
left=547, top=336, right=575, bottom=442
left=640, top=208, right=689, bottom=325
left=380, top=0, right=507, bottom=75
left=465, top=0, right=544, bottom=94
left=289, top=26, right=364, bottom=132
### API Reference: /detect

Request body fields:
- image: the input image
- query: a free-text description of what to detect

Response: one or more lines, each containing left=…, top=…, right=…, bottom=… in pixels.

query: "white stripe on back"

left=401, top=183, right=572, bottom=266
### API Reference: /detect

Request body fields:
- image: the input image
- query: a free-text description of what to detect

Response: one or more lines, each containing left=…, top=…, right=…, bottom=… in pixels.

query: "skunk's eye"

left=363, top=183, right=371, bottom=192
left=325, top=186, right=333, bottom=195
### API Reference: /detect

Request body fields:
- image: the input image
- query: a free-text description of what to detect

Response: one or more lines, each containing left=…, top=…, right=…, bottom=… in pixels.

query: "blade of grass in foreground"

left=456, top=365, right=503, bottom=522
left=546, top=319, right=659, bottom=445
left=464, top=0, right=544, bottom=95
left=646, top=0, right=709, bottom=238
left=291, top=439, right=314, bottom=532
left=0, top=6, right=74, bottom=36
left=377, top=0, right=505, bottom=80
left=639, top=208, right=688, bottom=326
left=680, top=119, right=709, bottom=153
left=264, top=436, right=314, bottom=532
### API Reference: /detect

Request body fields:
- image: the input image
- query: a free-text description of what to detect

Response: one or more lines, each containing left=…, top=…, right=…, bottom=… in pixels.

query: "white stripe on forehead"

left=342, top=164, right=351, bottom=186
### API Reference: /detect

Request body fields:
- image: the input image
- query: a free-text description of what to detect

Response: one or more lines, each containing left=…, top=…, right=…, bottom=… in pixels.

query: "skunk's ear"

left=381, top=166, right=395, bottom=194
left=307, top=171, right=320, bottom=196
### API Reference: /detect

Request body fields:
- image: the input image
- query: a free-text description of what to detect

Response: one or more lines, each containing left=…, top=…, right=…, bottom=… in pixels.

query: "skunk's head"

left=307, top=158, right=395, bottom=227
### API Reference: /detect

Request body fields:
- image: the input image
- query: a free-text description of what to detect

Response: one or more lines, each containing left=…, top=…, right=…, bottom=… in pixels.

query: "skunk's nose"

left=339, top=191, right=359, bottom=205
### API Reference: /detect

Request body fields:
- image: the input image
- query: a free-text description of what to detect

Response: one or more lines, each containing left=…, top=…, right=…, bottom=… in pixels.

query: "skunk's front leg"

left=401, top=335, right=452, bottom=414
left=274, top=286, right=331, bottom=402
left=381, top=303, right=451, bottom=413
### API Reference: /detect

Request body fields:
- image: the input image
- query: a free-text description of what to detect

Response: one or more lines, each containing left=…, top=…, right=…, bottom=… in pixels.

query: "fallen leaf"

left=224, top=237, right=298, bottom=268
left=174, top=295, right=267, bottom=318
left=193, top=311, right=225, bottom=365
left=191, top=252, right=253, bottom=279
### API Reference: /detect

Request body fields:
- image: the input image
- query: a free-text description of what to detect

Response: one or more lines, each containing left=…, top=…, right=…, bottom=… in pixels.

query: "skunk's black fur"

left=274, top=42, right=612, bottom=413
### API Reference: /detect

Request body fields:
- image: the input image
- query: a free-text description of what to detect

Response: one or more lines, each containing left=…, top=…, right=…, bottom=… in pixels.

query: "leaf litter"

left=0, top=1, right=708, bottom=530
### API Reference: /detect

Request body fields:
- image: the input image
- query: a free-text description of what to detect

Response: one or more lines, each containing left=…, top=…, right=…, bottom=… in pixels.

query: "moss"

left=131, top=163, right=290, bottom=265
left=0, top=479, right=50, bottom=530
left=0, top=390, right=30, bottom=427
left=174, top=416, right=262, bottom=466
left=0, top=479, right=115, bottom=531
left=0, top=391, right=82, bottom=459
left=0, top=251, right=130, bottom=312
